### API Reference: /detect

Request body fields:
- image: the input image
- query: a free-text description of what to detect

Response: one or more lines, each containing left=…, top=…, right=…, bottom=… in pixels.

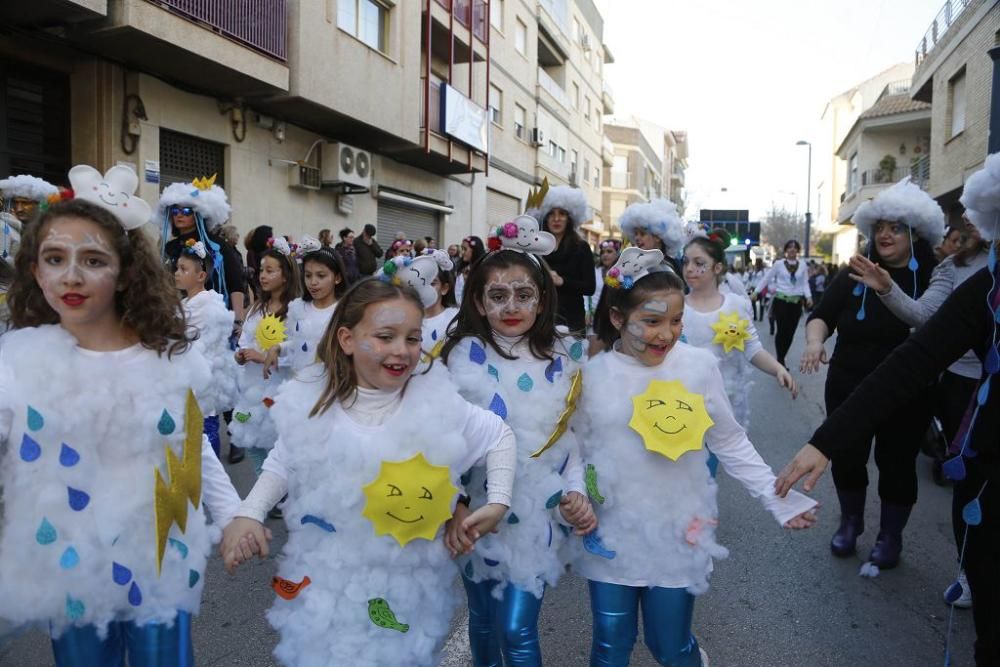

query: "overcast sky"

left=597, top=0, right=946, bottom=221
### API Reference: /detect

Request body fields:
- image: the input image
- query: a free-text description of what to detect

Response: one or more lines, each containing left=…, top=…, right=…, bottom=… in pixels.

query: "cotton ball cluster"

left=960, top=153, right=1000, bottom=242
left=185, top=290, right=238, bottom=414
left=852, top=178, right=945, bottom=246
left=619, top=198, right=686, bottom=257
left=0, top=174, right=58, bottom=202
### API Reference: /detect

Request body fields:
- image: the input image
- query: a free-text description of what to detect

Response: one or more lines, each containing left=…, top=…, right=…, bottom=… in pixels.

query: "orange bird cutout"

left=272, top=575, right=312, bottom=600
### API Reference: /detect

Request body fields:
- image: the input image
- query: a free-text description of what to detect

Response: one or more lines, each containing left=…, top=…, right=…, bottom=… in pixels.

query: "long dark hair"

left=436, top=265, right=458, bottom=308
left=441, top=249, right=561, bottom=362
left=684, top=228, right=731, bottom=285
left=310, top=278, right=424, bottom=417
left=247, top=247, right=301, bottom=320
left=543, top=208, right=587, bottom=255
left=594, top=269, right=685, bottom=349
left=861, top=230, right=937, bottom=294
left=457, top=235, right=486, bottom=275
left=301, top=250, right=348, bottom=302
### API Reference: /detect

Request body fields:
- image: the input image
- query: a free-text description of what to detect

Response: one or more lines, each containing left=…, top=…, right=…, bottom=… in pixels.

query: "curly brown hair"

left=8, top=199, right=192, bottom=356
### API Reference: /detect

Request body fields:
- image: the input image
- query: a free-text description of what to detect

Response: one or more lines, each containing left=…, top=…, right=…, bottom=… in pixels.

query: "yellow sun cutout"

left=629, top=379, right=714, bottom=461
left=255, top=314, right=287, bottom=351
left=362, top=452, right=459, bottom=547
left=710, top=311, right=751, bottom=354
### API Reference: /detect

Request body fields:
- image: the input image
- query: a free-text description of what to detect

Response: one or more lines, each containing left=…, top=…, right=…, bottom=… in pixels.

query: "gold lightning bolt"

left=525, top=177, right=550, bottom=212
left=154, top=390, right=203, bottom=574
left=531, top=369, right=582, bottom=458
left=191, top=173, right=217, bottom=191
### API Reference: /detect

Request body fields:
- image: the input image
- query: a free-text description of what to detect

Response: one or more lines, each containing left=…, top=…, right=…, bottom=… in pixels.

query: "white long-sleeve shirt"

left=756, top=260, right=811, bottom=300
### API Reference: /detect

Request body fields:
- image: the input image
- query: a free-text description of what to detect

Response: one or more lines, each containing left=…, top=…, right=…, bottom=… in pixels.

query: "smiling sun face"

left=255, top=314, right=287, bottom=351
left=710, top=311, right=751, bottom=354
left=629, top=379, right=714, bottom=461
left=362, top=452, right=459, bottom=547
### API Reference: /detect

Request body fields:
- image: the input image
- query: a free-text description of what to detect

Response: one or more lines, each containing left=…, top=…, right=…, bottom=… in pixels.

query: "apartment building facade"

left=0, top=0, right=612, bottom=248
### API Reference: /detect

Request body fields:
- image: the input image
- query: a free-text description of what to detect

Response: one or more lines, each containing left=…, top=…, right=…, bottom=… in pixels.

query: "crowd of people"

left=0, top=154, right=996, bottom=667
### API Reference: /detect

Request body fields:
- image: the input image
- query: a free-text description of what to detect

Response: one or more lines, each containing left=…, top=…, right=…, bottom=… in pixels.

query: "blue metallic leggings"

left=588, top=581, right=701, bottom=667
left=462, top=576, right=544, bottom=667
left=50, top=611, right=194, bottom=667
left=203, top=415, right=221, bottom=458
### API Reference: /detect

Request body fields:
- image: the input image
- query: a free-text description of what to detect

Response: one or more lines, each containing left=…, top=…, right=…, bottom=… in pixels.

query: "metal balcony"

left=153, top=0, right=288, bottom=60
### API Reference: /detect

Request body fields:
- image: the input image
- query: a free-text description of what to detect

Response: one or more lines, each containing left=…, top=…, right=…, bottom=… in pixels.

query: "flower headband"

left=486, top=215, right=557, bottom=262
left=183, top=238, right=208, bottom=259
left=599, top=239, right=620, bottom=251
left=604, top=247, right=664, bottom=289
left=267, top=236, right=293, bottom=257
left=376, top=254, right=442, bottom=307
left=68, top=165, right=151, bottom=231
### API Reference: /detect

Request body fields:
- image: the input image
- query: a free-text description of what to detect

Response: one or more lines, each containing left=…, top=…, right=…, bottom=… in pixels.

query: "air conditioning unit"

left=321, top=142, right=372, bottom=189
left=288, top=163, right=321, bottom=191
left=530, top=128, right=545, bottom=147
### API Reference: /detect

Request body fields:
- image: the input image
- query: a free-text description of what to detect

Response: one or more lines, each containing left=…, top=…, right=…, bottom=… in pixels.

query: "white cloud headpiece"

left=605, top=247, right=664, bottom=289
left=960, top=152, right=1000, bottom=242
left=69, top=165, right=151, bottom=231
left=526, top=185, right=590, bottom=231
left=853, top=177, right=945, bottom=245
left=619, top=198, right=686, bottom=257
left=377, top=254, right=442, bottom=308
left=298, top=235, right=323, bottom=255
left=269, top=236, right=292, bottom=257
left=0, top=174, right=58, bottom=203
left=488, top=215, right=557, bottom=257
left=156, top=175, right=231, bottom=230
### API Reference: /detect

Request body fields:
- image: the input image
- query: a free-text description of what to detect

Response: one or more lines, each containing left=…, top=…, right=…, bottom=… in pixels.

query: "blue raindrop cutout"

left=27, top=406, right=44, bottom=432
left=113, top=562, right=132, bottom=585
left=517, top=373, right=534, bottom=392
left=547, top=523, right=553, bottom=547
left=489, top=393, right=507, bottom=419
left=989, top=243, right=997, bottom=272
left=987, top=347, right=1000, bottom=375
left=36, top=518, right=57, bottom=545
left=545, top=490, right=563, bottom=509
left=168, top=538, right=190, bottom=559
left=570, top=341, right=584, bottom=361
left=484, top=558, right=500, bottom=567
left=856, top=301, right=867, bottom=321
left=295, top=321, right=300, bottom=332
left=67, top=487, right=90, bottom=511
left=19, top=434, right=41, bottom=462
left=942, top=456, right=966, bottom=481
left=852, top=283, right=864, bottom=297
left=507, top=513, right=520, bottom=524
left=59, top=443, right=80, bottom=467
left=189, top=569, right=200, bottom=588
left=60, top=546, right=80, bottom=570
left=583, top=532, right=617, bottom=560
left=157, top=410, right=176, bottom=435
left=908, top=256, right=919, bottom=272
left=301, top=342, right=308, bottom=352
left=962, top=499, right=983, bottom=526
left=431, top=329, right=438, bottom=341
left=545, top=357, right=563, bottom=383
left=301, top=515, right=336, bottom=533
left=128, top=582, right=143, bottom=606
left=977, top=377, right=991, bottom=406
left=944, top=581, right=964, bottom=604
left=65, top=595, right=85, bottom=622
left=469, top=341, right=487, bottom=365
left=488, top=364, right=500, bottom=382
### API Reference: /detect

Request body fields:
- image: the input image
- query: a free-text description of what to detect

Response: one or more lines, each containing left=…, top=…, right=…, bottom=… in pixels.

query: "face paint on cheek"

left=624, top=320, right=649, bottom=352
left=357, top=340, right=390, bottom=366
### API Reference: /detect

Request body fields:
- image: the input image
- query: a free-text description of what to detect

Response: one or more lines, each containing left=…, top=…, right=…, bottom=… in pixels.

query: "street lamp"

left=795, top=140, right=812, bottom=257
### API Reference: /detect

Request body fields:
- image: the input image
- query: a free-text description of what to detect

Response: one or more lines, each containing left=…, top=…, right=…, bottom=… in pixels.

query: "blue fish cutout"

left=27, top=406, right=44, bottom=431
left=19, top=433, right=41, bottom=462
left=60, top=546, right=80, bottom=570
left=470, top=341, right=487, bottom=365
left=583, top=532, right=617, bottom=560
left=128, top=582, right=142, bottom=607
left=157, top=410, right=176, bottom=435
left=517, top=373, right=534, bottom=392
left=59, top=443, right=80, bottom=467
left=963, top=499, right=983, bottom=526
left=301, top=515, right=336, bottom=533
left=67, top=487, right=90, bottom=511
left=36, top=518, right=57, bottom=545
left=489, top=393, right=507, bottom=419
left=113, top=562, right=132, bottom=586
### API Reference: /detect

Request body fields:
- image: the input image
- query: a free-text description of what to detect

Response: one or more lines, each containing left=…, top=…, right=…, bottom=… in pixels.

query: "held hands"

left=262, top=346, right=281, bottom=379
left=444, top=502, right=509, bottom=558
left=444, top=502, right=474, bottom=558
left=800, top=340, right=827, bottom=374
left=783, top=509, right=818, bottom=530
left=805, top=298, right=814, bottom=310
left=848, top=255, right=892, bottom=295
left=220, top=517, right=273, bottom=574
left=559, top=490, right=597, bottom=536
left=775, top=366, right=799, bottom=399
left=775, top=444, right=830, bottom=498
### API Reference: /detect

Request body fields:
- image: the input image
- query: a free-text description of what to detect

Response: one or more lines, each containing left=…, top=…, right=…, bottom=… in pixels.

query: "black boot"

left=868, top=502, right=912, bottom=569
left=830, top=488, right=866, bottom=557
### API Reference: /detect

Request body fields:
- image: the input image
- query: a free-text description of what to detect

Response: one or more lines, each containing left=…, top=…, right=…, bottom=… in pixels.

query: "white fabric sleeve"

left=703, top=365, right=817, bottom=525
left=738, top=298, right=764, bottom=361
left=235, top=472, right=288, bottom=523
left=755, top=266, right=775, bottom=296
left=801, top=265, right=813, bottom=300
left=201, top=437, right=242, bottom=527
left=455, top=401, right=515, bottom=507
left=561, top=440, right=586, bottom=495
left=877, top=260, right=953, bottom=328
left=237, top=311, right=258, bottom=350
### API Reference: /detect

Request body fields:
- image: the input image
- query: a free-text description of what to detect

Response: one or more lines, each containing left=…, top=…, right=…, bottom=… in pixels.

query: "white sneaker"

left=700, top=647, right=710, bottom=666
left=944, top=570, right=973, bottom=609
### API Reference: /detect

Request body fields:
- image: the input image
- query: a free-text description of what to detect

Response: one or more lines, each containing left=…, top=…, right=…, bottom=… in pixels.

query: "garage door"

left=377, top=200, right=440, bottom=246
left=486, top=188, right=520, bottom=233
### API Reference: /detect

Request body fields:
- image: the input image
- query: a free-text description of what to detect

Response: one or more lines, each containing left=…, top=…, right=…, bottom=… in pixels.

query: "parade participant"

left=746, top=258, right=767, bottom=321
left=682, top=229, right=796, bottom=430
left=264, top=241, right=346, bottom=375
left=0, top=174, right=58, bottom=225
left=619, top=198, right=686, bottom=274
left=387, top=238, right=414, bottom=260
left=587, top=240, right=620, bottom=336
left=0, top=208, right=21, bottom=336
left=219, top=278, right=517, bottom=667
left=335, top=227, right=361, bottom=284
left=441, top=215, right=596, bottom=667
left=229, top=237, right=301, bottom=480
left=355, top=223, right=383, bottom=277
left=0, top=165, right=240, bottom=665
left=753, top=240, right=812, bottom=367
left=528, top=182, right=596, bottom=334
left=801, top=178, right=942, bottom=569
left=414, top=249, right=458, bottom=357
left=576, top=247, right=816, bottom=667
left=175, top=239, right=238, bottom=457
left=455, top=235, right=486, bottom=304
left=158, top=175, right=246, bottom=324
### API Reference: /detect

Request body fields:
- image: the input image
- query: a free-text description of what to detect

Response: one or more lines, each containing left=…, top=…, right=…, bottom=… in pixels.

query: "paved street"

left=1, top=323, right=976, bottom=666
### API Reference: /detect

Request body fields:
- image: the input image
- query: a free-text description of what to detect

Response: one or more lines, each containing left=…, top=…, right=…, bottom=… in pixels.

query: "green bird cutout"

left=585, top=464, right=605, bottom=505
left=234, top=412, right=251, bottom=423
left=368, top=597, right=409, bottom=633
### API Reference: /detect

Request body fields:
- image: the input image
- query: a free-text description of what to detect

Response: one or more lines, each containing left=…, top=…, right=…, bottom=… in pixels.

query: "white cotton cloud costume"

left=448, top=336, right=587, bottom=598
left=0, top=174, right=58, bottom=202
left=0, top=326, right=215, bottom=635
left=183, top=290, right=238, bottom=414
left=569, top=344, right=817, bottom=594
left=265, top=368, right=486, bottom=666
left=961, top=152, right=1000, bottom=242
left=279, top=298, right=337, bottom=373
left=619, top=198, right=686, bottom=258
left=852, top=177, right=946, bottom=246
left=229, top=309, right=289, bottom=451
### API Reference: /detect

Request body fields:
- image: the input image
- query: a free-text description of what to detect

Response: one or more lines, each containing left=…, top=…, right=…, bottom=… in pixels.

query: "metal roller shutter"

left=486, top=188, right=520, bottom=232
left=0, top=58, right=70, bottom=186
left=377, top=200, right=440, bottom=246
left=159, top=129, right=226, bottom=190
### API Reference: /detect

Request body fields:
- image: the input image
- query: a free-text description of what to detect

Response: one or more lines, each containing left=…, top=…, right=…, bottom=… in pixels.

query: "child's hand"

left=235, top=348, right=248, bottom=365
left=220, top=517, right=273, bottom=574
left=445, top=502, right=475, bottom=558
left=783, top=509, right=818, bottom=530
left=242, top=349, right=266, bottom=365
left=262, top=347, right=280, bottom=379
left=775, top=366, right=798, bottom=399
left=460, top=503, right=507, bottom=543
left=559, top=491, right=598, bottom=536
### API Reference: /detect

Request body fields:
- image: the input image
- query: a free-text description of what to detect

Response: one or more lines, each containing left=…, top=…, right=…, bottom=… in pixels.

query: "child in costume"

left=574, top=247, right=817, bottom=666
left=264, top=239, right=346, bottom=374
left=418, top=249, right=459, bottom=359
left=618, top=198, right=686, bottom=274
left=229, top=237, right=301, bottom=477
left=175, top=239, right=238, bottom=456
left=682, top=228, right=796, bottom=430
left=0, top=165, right=240, bottom=666
left=0, top=174, right=59, bottom=225
left=440, top=215, right=596, bottom=667
left=220, top=278, right=517, bottom=667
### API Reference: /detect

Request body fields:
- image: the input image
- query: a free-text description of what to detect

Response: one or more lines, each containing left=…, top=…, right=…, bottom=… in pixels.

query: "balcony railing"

left=883, top=79, right=913, bottom=97
left=858, top=157, right=931, bottom=190
left=433, top=0, right=488, bottom=42
left=538, top=67, right=571, bottom=109
left=915, top=0, right=972, bottom=67
left=153, top=0, right=287, bottom=60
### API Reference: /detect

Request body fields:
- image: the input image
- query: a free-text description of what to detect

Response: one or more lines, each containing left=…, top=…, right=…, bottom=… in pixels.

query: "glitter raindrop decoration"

left=59, top=443, right=80, bottom=467
left=19, top=433, right=41, bottom=462
left=27, top=406, right=44, bottom=431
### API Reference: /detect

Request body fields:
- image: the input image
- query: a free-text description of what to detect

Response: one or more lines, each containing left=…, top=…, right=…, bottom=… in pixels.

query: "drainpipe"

left=989, top=29, right=1000, bottom=153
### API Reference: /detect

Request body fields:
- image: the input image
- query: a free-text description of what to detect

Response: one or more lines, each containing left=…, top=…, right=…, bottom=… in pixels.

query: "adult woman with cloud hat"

left=801, top=178, right=942, bottom=570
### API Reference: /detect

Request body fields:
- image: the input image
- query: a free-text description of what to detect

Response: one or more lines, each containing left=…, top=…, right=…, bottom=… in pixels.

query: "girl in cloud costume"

left=441, top=215, right=596, bottom=667
left=221, top=278, right=517, bottom=667
left=573, top=247, right=817, bottom=667
left=0, top=166, right=240, bottom=665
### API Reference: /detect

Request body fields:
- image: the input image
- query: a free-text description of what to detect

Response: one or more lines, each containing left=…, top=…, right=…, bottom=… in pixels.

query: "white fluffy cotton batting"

left=619, top=198, right=686, bottom=257
left=157, top=181, right=231, bottom=230
left=0, top=174, right=58, bottom=202
left=960, top=153, right=1000, bottom=242
left=852, top=178, right=945, bottom=245
left=184, top=290, right=238, bottom=414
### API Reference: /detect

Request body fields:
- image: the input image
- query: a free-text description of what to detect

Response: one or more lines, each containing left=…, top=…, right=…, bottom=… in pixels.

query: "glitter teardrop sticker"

left=489, top=393, right=507, bottom=419
left=19, top=433, right=41, bottom=462
left=157, top=410, right=176, bottom=435
left=27, top=406, right=44, bottom=431
left=36, top=518, right=57, bottom=545
left=59, top=443, right=80, bottom=467
left=67, top=487, right=90, bottom=511
left=469, top=341, right=487, bottom=365
left=113, top=562, right=133, bottom=586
